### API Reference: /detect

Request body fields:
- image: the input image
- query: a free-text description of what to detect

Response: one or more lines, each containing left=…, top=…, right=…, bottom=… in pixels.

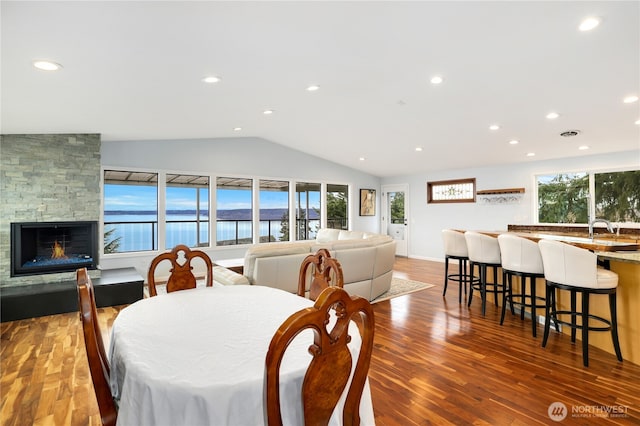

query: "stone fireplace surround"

left=0, top=134, right=102, bottom=287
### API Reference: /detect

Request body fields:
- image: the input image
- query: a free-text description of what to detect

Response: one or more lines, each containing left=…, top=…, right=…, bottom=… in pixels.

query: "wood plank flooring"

left=2, top=257, right=639, bottom=425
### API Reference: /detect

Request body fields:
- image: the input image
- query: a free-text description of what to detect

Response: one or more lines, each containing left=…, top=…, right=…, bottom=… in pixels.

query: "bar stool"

left=442, top=229, right=479, bottom=303
left=538, top=239, right=622, bottom=367
left=464, top=231, right=503, bottom=316
left=497, top=233, right=547, bottom=337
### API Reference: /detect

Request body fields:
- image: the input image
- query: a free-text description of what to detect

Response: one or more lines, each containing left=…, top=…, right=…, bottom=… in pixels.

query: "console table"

left=0, top=267, right=143, bottom=322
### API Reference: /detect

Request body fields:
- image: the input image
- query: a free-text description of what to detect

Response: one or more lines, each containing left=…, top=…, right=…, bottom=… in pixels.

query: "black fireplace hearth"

left=11, top=221, right=98, bottom=277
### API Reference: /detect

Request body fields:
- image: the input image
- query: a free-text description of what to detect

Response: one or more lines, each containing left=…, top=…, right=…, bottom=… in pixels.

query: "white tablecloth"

left=109, top=285, right=375, bottom=426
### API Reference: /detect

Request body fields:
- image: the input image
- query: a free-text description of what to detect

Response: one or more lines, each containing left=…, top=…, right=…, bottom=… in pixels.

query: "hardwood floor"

left=2, top=258, right=639, bottom=425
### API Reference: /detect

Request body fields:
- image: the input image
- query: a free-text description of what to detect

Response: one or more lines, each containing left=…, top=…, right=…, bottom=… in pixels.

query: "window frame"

left=427, top=178, right=476, bottom=204
left=534, top=167, right=640, bottom=225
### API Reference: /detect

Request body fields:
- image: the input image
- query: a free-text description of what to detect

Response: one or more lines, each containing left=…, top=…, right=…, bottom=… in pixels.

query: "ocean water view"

left=104, top=210, right=304, bottom=252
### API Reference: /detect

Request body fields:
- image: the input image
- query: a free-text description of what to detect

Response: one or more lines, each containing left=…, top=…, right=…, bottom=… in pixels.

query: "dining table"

left=108, top=284, right=376, bottom=426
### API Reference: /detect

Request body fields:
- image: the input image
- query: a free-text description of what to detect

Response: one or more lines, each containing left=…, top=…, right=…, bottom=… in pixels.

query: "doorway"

left=381, top=184, right=408, bottom=257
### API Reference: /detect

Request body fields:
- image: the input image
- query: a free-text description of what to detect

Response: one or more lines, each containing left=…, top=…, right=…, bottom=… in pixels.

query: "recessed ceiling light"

left=526, top=152, right=536, bottom=157
left=306, top=85, right=320, bottom=91
left=33, top=60, right=62, bottom=71
left=509, top=140, right=519, bottom=145
left=489, top=124, right=500, bottom=131
left=635, top=119, right=640, bottom=125
left=233, top=127, right=242, bottom=131
left=415, top=147, right=423, bottom=152
left=578, top=145, right=590, bottom=150
left=579, top=17, right=600, bottom=31
left=202, top=76, right=221, bottom=84
left=359, top=157, right=366, bottom=161
left=263, top=109, right=274, bottom=115
left=430, top=75, right=444, bottom=85
left=623, top=95, right=639, bottom=104
left=546, top=112, right=560, bottom=119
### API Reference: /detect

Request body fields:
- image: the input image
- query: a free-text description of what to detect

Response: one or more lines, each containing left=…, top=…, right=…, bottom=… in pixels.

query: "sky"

left=104, top=184, right=314, bottom=211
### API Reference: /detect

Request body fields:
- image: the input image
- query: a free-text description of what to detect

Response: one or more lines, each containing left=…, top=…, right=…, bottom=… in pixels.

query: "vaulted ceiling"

left=2, top=1, right=639, bottom=177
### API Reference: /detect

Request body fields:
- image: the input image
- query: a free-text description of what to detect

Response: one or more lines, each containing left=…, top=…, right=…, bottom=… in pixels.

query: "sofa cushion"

left=244, top=242, right=312, bottom=280
left=338, top=230, right=365, bottom=240
left=253, top=253, right=309, bottom=291
left=213, top=266, right=250, bottom=286
left=316, top=228, right=341, bottom=242
left=334, top=246, right=376, bottom=283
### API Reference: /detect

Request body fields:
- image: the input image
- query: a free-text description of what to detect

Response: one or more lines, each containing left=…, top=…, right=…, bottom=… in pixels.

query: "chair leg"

left=542, top=283, right=553, bottom=348
left=467, top=263, right=475, bottom=308
left=480, top=265, right=487, bottom=316
left=609, top=292, right=623, bottom=362
left=508, top=273, right=515, bottom=315
left=520, top=276, right=526, bottom=320
left=582, top=290, right=590, bottom=367
left=443, top=257, right=449, bottom=296
left=570, top=290, right=577, bottom=343
left=492, top=266, right=499, bottom=306
left=500, top=272, right=509, bottom=325
left=530, top=276, right=537, bottom=338
left=457, top=259, right=464, bottom=304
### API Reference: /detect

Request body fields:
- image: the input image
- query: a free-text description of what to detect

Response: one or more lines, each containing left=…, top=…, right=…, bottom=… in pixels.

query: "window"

left=327, top=184, right=348, bottom=230
left=259, top=180, right=289, bottom=242
left=427, top=178, right=476, bottom=203
left=296, top=182, right=321, bottom=240
left=594, top=170, right=640, bottom=222
left=103, top=170, right=353, bottom=253
left=536, top=169, right=640, bottom=224
left=103, top=170, right=158, bottom=253
left=165, top=174, right=209, bottom=249
left=537, top=173, right=588, bottom=223
left=216, top=177, right=253, bottom=245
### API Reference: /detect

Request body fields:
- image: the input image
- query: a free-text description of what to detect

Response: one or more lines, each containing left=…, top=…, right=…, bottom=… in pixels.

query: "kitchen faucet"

left=588, top=218, right=615, bottom=240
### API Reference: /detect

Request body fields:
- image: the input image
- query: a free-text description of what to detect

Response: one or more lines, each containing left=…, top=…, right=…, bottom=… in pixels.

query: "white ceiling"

left=2, top=1, right=639, bottom=177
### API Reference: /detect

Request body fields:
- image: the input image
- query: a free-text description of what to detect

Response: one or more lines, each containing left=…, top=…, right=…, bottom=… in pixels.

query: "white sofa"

left=215, top=229, right=396, bottom=301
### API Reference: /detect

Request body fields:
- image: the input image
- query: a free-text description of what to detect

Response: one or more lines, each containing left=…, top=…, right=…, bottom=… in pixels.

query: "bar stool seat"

left=497, top=233, right=548, bottom=337
left=464, top=231, right=503, bottom=316
left=538, top=239, right=622, bottom=367
left=442, top=229, right=479, bottom=303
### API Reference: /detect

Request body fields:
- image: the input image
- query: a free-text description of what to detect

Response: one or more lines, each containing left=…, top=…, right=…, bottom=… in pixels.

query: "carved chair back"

left=265, top=286, right=375, bottom=426
left=147, top=244, right=213, bottom=296
left=297, top=248, right=344, bottom=301
left=76, top=268, right=117, bottom=426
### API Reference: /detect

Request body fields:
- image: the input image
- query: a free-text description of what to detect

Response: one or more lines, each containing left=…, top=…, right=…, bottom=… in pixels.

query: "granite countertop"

left=596, top=251, right=640, bottom=265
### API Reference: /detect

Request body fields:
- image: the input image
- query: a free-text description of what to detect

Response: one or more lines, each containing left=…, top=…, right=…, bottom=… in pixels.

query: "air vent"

left=560, top=130, right=581, bottom=137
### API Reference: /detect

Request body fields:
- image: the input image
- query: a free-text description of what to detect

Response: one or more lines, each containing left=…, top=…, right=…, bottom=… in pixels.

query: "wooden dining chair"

left=147, top=244, right=214, bottom=296
left=76, top=268, right=118, bottom=426
left=297, top=248, right=345, bottom=301
left=265, top=286, right=375, bottom=426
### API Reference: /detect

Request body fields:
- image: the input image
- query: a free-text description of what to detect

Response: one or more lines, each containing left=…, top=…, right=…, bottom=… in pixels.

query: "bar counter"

left=468, top=226, right=640, bottom=365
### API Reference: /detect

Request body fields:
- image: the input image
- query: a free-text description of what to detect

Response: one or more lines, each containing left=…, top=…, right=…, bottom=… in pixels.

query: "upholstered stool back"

left=498, top=234, right=546, bottom=336
left=441, top=229, right=478, bottom=303
left=442, top=229, right=468, bottom=257
left=465, top=231, right=501, bottom=265
left=498, top=233, right=543, bottom=275
left=538, top=240, right=616, bottom=289
left=464, top=231, right=502, bottom=315
left=538, top=239, right=621, bottom=366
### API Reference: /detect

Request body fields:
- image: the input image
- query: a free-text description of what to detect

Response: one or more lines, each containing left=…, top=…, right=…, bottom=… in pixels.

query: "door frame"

left=381, top=184, right=409, bottom=257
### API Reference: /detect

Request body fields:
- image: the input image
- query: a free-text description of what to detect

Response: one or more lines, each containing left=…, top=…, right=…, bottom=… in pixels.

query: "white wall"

left=381, top=150, right=640, bottom=261
left=100, top=137, right=381, bottom=274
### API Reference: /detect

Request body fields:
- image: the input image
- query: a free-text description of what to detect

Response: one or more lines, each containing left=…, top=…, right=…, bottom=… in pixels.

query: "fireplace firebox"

left=11, top=221, right=98, bottom=277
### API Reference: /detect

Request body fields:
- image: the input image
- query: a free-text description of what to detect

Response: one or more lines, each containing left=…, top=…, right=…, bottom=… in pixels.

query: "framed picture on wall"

left=359, top=189, right=376, bottom=216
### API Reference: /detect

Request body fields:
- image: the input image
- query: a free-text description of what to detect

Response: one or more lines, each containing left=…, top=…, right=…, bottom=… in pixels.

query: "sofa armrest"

left=213, top=266, right=250, bottom=286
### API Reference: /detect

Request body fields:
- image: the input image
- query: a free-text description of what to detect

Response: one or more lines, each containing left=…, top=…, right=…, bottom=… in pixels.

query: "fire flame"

left=51, top=240, right=68, bottom=259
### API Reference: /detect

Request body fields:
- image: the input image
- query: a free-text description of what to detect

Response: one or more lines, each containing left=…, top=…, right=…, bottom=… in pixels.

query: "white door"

left=381, top=184, right=408, bottom=257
